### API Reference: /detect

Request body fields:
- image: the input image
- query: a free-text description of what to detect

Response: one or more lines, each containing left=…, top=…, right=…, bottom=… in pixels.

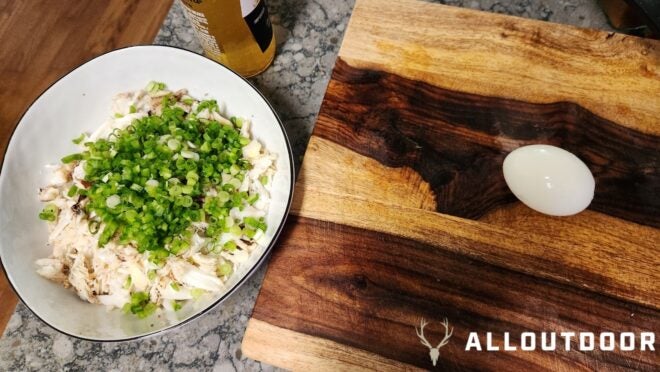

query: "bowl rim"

left=0, top=44, right=295, bottom=342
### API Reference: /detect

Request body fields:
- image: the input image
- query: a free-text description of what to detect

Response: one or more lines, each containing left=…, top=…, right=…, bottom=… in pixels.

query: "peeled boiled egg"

left=502, top=145, right=595, bottom=216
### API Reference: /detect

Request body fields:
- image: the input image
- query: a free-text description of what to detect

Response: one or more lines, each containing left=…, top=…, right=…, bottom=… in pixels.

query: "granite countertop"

left=0, top=0, right=612, bottom=370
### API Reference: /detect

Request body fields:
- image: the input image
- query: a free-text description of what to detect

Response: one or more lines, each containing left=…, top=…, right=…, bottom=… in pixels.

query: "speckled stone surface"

left=1, top=0, right=612, bottom=370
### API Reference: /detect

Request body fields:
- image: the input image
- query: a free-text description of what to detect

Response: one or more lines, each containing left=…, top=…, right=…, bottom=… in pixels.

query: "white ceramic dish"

left=0, top=46, right=294, bottom=341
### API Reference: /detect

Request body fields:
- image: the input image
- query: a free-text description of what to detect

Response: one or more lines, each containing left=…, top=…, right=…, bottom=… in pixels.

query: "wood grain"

left=293, top=136, right=659, bottom=308
left=318, top=59, right=660, bottom=226
left=0, top=268, right=17, bottom=335
left=340, top=0, right=659, bottom=135
left=243, top=319, right=421, bottom=372
left=244, top=0, right=660, bottom=369
left=250, top=216, right=659, bottom=371
left=0, top=0, right=173, bottom=336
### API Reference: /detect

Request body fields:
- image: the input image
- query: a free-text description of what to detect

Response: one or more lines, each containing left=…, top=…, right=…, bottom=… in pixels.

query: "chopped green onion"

left=123, top=275, right=132, bottom=289
left=247, top=194, right=259, bottom=205
left=169, top=236, right=190, bottom=255
left=244, top=216, right=267, bottom=231
left=170, top=282, right=180, bottom=291
left=41, top=89, right=267, bottom=271
left=106, top=194, right=121, bottom=208
left=228, top=225, right=242, bottom=237
left=230, top=116, right=243, bottom=128
left=67, top=185, right=79, bottom=197
left=145, top=81, right=166, bottom=93
left=196, top=99, right=218, bottom=114
left=38, top=204, right=59, bottom=221
left=223, top=241, right=237, bottom=252
left=181, top=150, right=199, bottom=160
left=129, top=105, right=137, bottom=114
left=227, top=178, right=241, bottom=189
left=148, top=249, right=169, bottom=265
left=88, top=220, right=100, bottom=234
left=243, top=227, right=256, bottom=239
left=125, top=292, right=157, bottom=318
left=98, top=222, right=118, bottom=246
left=217, top=261, right=233, bottom=277
left=72, top=134, right=86, bottom=145
left=61, top=153, right=83, bottom=164
left=186, top=170, right=199, bottom=185
left=167, top=139, right=180, bottom=151
left=217, top=191, right=230, bottom=203
left=191, top=288, right=205, bottom=299
left=229, top=164, right=240, bottom=175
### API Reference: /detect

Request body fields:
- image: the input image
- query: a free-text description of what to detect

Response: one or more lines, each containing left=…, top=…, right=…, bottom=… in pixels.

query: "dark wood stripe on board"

left=251, top=216, right=659, bottom=371
left=314, top=59, right=660, bottom=227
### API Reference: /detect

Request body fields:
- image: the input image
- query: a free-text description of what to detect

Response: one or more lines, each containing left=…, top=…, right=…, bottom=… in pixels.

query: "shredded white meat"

left=35, top=85, right=276, bottom=312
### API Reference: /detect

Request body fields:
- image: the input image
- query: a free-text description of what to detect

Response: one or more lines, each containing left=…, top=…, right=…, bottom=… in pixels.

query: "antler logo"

left=415, top=318, right=453, bottom=366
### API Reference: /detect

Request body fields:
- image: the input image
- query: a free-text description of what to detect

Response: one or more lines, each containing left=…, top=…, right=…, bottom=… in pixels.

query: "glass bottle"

left=179, top=0, right=276, bottom=77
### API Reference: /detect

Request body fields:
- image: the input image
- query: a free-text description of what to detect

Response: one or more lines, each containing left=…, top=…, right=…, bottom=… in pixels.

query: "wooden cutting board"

left=243, top=0, right=660, bottom=370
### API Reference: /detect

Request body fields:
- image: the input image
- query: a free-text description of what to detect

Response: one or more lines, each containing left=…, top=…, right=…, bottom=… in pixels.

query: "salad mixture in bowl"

left=36, top=82, right=276, bottom=317
left=0, top=45, right=293, bottom=341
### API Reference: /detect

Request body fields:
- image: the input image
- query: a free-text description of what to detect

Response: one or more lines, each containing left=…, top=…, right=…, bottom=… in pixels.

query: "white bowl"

left=0, top=46, right=294, bottom=341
